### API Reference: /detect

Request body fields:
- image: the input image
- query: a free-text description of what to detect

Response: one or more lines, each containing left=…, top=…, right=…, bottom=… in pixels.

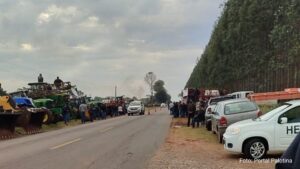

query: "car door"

left=275, top=106, right=300, bottom=150
left=212, top=104, right=221, bottom=132
left=211, top=104, right=219, bottom=131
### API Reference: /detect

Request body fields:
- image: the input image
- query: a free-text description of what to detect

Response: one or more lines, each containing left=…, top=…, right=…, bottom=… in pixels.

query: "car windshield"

left=130, top=102, right=141, bottom=106
left=210, top=97, right=233, bottom=105
left=224, top=101, right=257, bottom=115
left=257, top=104, right=291, bottom=121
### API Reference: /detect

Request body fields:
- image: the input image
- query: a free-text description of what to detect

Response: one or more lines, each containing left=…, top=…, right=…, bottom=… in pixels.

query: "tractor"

left=0, top=96, right=22, bottom=139
left=12, top=97, right=47, bottom=134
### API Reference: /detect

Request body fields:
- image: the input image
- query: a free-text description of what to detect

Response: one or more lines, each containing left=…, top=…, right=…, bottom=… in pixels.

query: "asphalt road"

left=0, top=109, right=171, bottom=169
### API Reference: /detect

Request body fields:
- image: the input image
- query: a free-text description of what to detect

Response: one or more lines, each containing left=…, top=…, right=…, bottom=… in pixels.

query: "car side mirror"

left=280, top=117, right=288, bottom=124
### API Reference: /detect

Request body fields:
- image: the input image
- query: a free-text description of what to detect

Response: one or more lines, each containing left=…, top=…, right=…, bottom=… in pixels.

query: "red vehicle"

left=182, top=88, right=222, bottom=104
left=249, top=88, right=300, bottom=104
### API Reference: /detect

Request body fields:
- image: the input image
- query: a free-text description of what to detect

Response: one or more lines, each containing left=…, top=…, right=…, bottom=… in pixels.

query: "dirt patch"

left=148, top=118, right=277, bottom=169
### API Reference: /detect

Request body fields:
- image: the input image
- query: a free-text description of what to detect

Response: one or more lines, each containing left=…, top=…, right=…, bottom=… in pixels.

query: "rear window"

left=224, top=101, right=257, bottom=115
left=210, top=97, right=233, bottom=105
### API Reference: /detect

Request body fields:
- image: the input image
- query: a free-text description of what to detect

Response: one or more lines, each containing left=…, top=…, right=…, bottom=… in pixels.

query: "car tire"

left=217, top=132, right=223, bottom=144
left=243, top=138, right=267, bottom=160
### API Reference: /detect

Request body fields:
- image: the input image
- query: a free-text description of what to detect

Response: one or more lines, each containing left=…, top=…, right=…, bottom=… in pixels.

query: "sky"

left=0, top=0, right=224, bottom=100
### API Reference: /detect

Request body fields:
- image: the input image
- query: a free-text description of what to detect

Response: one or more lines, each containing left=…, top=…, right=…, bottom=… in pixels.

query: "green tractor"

left=34, top=94, right=72, bottom=123
left=33, top=98, right=56, bottom=124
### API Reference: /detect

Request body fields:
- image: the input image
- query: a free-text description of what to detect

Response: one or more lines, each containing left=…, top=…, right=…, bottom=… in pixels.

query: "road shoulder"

left=147, top=118, right=275, bottom=169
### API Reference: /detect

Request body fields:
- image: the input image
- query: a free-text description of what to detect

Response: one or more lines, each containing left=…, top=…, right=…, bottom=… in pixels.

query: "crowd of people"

left=168, top=99, right=207, bottom=128
left=62, top=102, right=126, bottom=125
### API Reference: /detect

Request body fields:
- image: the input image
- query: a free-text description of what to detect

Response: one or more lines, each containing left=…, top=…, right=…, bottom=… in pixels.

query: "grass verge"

left=172, top=118, right=218, bottom=143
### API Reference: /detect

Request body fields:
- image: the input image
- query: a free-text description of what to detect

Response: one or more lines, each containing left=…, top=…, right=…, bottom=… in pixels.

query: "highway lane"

left=0, top=109, right=171, bottom=169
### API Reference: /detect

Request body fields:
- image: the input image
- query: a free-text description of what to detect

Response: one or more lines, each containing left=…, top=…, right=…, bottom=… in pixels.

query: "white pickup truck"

left=223, top=100, right=300, bottom=159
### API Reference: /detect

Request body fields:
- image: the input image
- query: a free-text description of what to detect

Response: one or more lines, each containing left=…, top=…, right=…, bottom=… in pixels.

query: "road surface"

left=0, top=109, right=171, bottom=169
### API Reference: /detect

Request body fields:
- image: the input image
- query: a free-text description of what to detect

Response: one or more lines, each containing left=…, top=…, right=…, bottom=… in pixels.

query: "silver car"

left=211, top=99, right=261, bottom=143
left=205, top=95, right=235, bottom=131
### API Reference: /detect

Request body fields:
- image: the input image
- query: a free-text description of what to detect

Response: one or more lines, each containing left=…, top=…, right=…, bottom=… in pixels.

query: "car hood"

left=230, top=118, right=263, bottom=128
left=128, top=106, right=141, bottom=109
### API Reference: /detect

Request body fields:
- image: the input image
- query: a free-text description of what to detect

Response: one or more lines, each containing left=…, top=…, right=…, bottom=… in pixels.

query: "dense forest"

left=186, top=0, right=300, bottom=92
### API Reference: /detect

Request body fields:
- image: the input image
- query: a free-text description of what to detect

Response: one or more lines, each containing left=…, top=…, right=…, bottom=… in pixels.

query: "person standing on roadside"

left=169, top=102, right=174, bottom=115
left=62, top=103, right=71, bottom=125
left=118, top=104, right=123, bottom=116
left=192, top=101, right=200, bottom=128
left=187, top=101, right=196, bottom=127
left=79, top=102, right=87, bottom=124
left=173, top=102, right=179, bottom=118
left=199, top=103, right=206, bottom=126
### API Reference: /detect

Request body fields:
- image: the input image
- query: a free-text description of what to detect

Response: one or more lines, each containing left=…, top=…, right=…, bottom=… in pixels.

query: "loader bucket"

left=0, top=113, right=21, bottom=139
left=16, top=109, right=46, bottom=134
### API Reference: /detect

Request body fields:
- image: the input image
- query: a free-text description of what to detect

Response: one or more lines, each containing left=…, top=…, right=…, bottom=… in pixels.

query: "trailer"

left=249, top=88, right=300, bottom=104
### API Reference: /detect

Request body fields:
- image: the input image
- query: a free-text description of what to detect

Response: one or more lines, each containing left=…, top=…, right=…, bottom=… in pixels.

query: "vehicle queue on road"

left=172, top=89, right=300, bottom=162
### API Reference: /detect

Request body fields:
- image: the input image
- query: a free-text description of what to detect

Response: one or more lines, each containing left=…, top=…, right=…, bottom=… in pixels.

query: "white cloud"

left=20, top=43, right=34, bottom=51
left=81, top=16, right=98, bottom=28
left=79, top=16, right=108, bottom=32
left=0, top=0, right=224, bottom=99
left=37, top=5, right=79, bottom=24
left=72, top=44, right=93, bottom=51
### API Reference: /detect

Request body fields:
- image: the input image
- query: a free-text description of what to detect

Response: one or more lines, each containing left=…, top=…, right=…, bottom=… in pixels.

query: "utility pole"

left=115, top=86, right=117, bottom=99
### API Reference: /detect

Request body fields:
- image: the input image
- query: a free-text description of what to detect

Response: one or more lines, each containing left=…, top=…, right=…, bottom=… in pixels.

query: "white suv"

left=127, top=101, right=145, bottom=116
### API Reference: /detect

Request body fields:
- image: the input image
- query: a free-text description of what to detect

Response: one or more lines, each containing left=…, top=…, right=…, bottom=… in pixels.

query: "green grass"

left=174, top=126, right=218, bottom=143
left=172, top=118, right=218, bottom=143
left=14, top=119, right=82, bottom=135
left=41, top=119, right=82, bottom=132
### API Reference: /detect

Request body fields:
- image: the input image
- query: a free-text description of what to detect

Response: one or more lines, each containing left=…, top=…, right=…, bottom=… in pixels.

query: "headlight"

left=226, top=127, right=240, bottom=135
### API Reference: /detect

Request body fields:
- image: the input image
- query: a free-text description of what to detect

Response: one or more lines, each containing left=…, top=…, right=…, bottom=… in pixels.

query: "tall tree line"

left=186, top=0, right=300, bottom=92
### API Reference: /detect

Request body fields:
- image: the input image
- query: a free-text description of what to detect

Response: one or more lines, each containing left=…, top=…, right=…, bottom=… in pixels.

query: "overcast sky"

left=0, top=0, right=224, bottom=100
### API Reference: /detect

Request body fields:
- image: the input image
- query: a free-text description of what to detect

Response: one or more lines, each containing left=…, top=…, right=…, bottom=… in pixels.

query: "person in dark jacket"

left=276, top=133, right=300, bottom=169
left=62, top=103, right=71, bottom=125
left=187, top=101, right=195, bottom=127
left=173, top=102, right=179, bottom=118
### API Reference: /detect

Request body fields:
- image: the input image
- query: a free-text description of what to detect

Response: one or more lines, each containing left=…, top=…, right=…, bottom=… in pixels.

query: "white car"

left=223, top=100, right=300, bottom=159
left=228, top=91, right=254, bottom=99
left=160, top=103, right=166, bottom=108
left=127, top=101, right=145, bottom=116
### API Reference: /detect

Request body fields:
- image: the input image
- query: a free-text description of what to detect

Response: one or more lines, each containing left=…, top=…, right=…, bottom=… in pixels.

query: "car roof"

left=217, top=98, right=251, bottom=105
left=286, top=99, right=300, bottom=105
left=229, top=91, right=253, bottom=94
left=210, top=95, right=234, bottom=100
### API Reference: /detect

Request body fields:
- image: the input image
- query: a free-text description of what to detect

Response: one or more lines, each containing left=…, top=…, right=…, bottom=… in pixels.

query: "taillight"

left=219, top=116, right=227, bottom=127
left=257, top=111, right=262, bottom=117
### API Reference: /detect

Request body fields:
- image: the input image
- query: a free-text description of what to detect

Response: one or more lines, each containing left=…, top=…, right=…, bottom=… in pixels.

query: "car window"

left=214, top=104, right=221, bottom=115
left=279, top=106, right=300, bottom=123
left=210, top=97, right=233, bottom=105
left=259, top=104, right=290, bottom=121
left=224, top=101, right=257, bottom=115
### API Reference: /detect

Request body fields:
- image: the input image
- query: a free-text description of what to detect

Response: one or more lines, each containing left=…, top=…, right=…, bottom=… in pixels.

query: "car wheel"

left=217, top=132, right=223, bottom=144
left=244, top=138, right=267, bottom=159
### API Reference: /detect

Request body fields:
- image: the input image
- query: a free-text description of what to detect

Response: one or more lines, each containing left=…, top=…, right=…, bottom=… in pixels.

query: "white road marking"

left=100, top=127, right=113, bottom=133
left=50, top=138, right=82, bottom=150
